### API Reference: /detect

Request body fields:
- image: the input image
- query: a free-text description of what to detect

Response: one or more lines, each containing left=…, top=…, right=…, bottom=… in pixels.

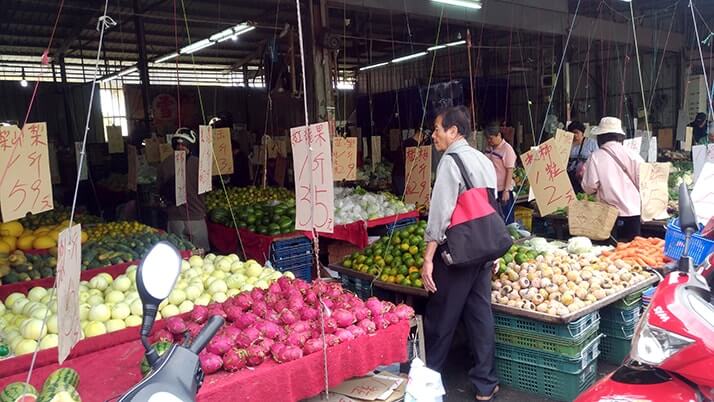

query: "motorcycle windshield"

left=686, top=291, right=714, bottom=327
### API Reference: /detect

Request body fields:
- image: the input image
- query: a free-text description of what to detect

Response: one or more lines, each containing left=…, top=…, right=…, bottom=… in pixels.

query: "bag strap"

left=601, top=146, right=638, bottom=189
left=447, top=153, right=474, bottom=190
left=576, top=141, right=585, bottom=159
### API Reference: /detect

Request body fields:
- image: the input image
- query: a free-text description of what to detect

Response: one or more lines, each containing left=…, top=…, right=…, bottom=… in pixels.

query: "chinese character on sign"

left=57, top=224, right=82, bottom=363
left=198, top=126, right=212, bottom=194
left=175, top=150, right=187, bottom=206
left=519, top=134, right=574, bottom=216
left=211, top=128, right=233, bottom=175
left=332, top=137, right=357, bottom=181
left=404, top=146, right=432, bottom=206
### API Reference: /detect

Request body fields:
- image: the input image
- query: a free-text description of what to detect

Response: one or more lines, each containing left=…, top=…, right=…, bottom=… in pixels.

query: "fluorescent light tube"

left=155, top=52, right=179, bottom=63
left=212, top=24, right=255, bottom=43
left=427, top=44, right=447, bottom=51
left=428, top=40, right=467, bottom=52
left=117, top=67, right=138, bottom=77
left=391, top=52, right=428, bottom=63
left=447, top=40, right=466, bottom=47
left=181, top=39, right=214, bottom=54
left=359, top=62, right=389, bottom=71
left=432, top=0, right=482, bottom=9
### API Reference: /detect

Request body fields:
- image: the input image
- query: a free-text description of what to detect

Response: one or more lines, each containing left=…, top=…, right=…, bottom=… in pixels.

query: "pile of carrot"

left=601, top=236, right=666, bottom=268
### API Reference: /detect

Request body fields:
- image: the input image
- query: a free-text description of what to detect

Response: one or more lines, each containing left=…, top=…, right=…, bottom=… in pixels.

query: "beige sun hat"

left=590, top=117, right=626, bottom=136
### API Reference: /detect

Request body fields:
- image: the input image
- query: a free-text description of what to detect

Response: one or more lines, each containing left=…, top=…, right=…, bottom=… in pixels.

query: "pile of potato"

left=491, top=251, right=652, bottom=317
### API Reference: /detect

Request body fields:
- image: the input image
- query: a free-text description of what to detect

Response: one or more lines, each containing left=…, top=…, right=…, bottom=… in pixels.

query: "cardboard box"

left=305, top=372, right=407, bottom=402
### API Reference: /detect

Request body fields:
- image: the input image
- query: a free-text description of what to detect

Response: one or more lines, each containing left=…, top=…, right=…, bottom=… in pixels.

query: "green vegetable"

left=0, top=382, right=37, bottom=402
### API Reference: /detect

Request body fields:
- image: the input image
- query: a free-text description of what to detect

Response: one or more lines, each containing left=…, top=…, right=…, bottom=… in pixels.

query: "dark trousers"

left=424, top=250, right=498, bottom=396
left=614, top=215, right=641, bottom=242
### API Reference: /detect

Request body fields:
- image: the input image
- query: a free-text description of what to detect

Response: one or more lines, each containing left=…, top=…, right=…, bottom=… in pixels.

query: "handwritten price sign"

left=159, top=143, right=173, bottom=161
left=692, top=144, right=714, bottom=183
left=127, top=145, right=138, bottom=192
left=290, top=122, right=335, bottom=233
left=404, top=146, right=432, bottom=206
left=371, top=136, right=381, bottom=168
left=0, top=123, right=54, bottom=222
left=57, top=224, right=82, bottom=363
left=332, top=137, right=357, bottom=181
left=520, top=132, right=575, bottom=216
left=106, top=126, right=124, bottom=154
left=639, top=162, right=670, bottom=221
left=211, top=127, right=233, bottom=175
left=175, top=150, right=187, bottom=206
left=624, top=137, right=643, bottom=156
left=691, top=162, right=714, bottom=225
left=198, top=125, right=213, bottom=194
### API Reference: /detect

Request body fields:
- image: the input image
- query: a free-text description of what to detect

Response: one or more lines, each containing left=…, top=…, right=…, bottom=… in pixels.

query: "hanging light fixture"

left=20, top=67, right=28, bottom=87
left=431, top=0, right=482, bottom=9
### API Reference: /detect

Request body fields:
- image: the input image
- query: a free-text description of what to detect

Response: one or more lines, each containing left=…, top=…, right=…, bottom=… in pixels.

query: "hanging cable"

left=647, top=1, right=678, bottom=112
left=629, top=1, right=650, bottom=133
left=516, top=30, right=536, bottom=145
left=689, top=0, right=714, bottom=118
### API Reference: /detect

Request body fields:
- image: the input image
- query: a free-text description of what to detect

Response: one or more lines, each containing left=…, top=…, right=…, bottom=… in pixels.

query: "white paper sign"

left=624, top=137, right=643, bottom=156
left=57, top=224, right=82, bottom=364
left=684, top=127, right=693, bottom=152
left=74, top=142, right=88, bottom=181
left=639, top=163, right=670, bottom=221
left=692, top=162, right=714, bottom=225
left=175, top=150, right=187, bottom=206
left=371, top=136, right=381, bottom=168
left=198, top=125, right=213, bottom=194
left=692, top=144, right=714, bottom=183
left=648, top=137, right=657, bottom=163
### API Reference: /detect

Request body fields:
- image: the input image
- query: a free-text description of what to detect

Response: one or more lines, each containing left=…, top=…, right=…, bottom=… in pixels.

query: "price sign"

left=404, top=146, right=432, bottom=206
left=266, top=137, right=279, bottom=159
left=211, top=127, right=233, bottom=175
left=648, top=137, right=658, bottom=163
left=371, top=136, right=381, bottom=168
left=520, top=134, right=575, bottom=216
left=290, top=122, right=335, bottom=233
left=57, top=224, right=82, bottom=364
left=275, top=138, right=289, bottom=157
left=74, top=142, right=88, bottom=181
left=389, top=129, right=401, bottom=151
left=159, top=143, right=173, bottom=161
left=554, top=129, right=574, bottom=165
left=175, top=150, right=187, bottom=206
left=332, top=137, right=357, bottom=181
left=692, top=162, right=714, bottom=225
left=127, top=145, right=138, bottom=191
left=107, top=126, right=124, bottom=154
left=0, top=123, right=54, bottom=222
left=198, top=125, right=213, bottom=194
left=692, top=144, right=714, bottom=183
left=683, top=127, right=693, bottom=152
left=144, top=137, right=160, bottom=164
left=624, top=137, right=643, bottom=156
left=639, top=162, right=670, bottom=221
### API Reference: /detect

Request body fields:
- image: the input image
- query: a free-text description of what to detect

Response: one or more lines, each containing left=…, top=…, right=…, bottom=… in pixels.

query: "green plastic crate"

left=495, top=326, right=600, bottom=358
left=600, top=303, right=641, bottom=323
left=611, top=290, right=644, bottom=309
left=600, top=334, right=632, bottom=364
left=495, top=357, right=598, bottom=401
left=600, top=319, right=637, bottom=339
left=493, top=311, right=599, bottom=341
left=495, top=334, right=602, bottom=374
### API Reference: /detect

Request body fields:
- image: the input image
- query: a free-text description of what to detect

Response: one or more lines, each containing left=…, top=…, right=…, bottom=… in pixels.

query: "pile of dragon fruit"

left=151, top=277, right=415, bottom=373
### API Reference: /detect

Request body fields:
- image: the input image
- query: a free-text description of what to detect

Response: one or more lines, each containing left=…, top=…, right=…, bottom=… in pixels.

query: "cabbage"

left=567, top=237, right=593, bottom=254
left=333, top=187, right=414, bottom=224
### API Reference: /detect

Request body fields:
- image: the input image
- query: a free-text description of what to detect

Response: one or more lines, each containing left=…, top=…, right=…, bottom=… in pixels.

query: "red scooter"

left=576, top=183, right=714, bottom=402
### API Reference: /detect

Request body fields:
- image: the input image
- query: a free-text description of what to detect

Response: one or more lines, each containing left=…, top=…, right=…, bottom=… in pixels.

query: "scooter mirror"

left=137, top=242, right=181, bottom=339
left=678, top=182, right=698, bottom=234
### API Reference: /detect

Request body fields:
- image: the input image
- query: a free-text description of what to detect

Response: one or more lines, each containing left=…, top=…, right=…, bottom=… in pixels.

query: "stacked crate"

left=269, top=236, right=314, bottom=282
left=493, top=312, right=601, bottom=401
left=599, top=293, right=642, bottom=364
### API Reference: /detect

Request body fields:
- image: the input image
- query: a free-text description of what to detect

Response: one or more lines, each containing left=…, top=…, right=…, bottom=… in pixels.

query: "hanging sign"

left=371, top=136, right=381, bottom=168
left=290, top=122, right=335, bottom=233
left=127, top=145, right=138, bottom=191
left=692, top=162, right=714, bottom=225
left=144, top=137, right=160, bottom=164
left=56, top=224, right=82, bottom=364
left=198, top=125, right=213, bottom=194
left=274, top=137, right=289, bottom=157
left=683, top=127, right=693, bottom=152
left=211, top=127, right=233, bottom=175
left=332, top=137, right=357, bottom=181
left=639, top=162, right=670, bottom=221
left=159, top=143, right=173, bottom=161
left=74, top=142, right=88, bottom=181
left=624, top=137, right=643, bottom=156
left=175, top=150, right=187, bottom=206
left=107, top=126, right=124, bottom=154
left=0, top=123, right=54, bottom=222
left=520, top=132, right=575, bottom=216
left=404, top=146, right=432, bottom=206
left=389, top=129, right=401, bottom=151
left=648, top=137, right=658, bottom=163
left=692, top=144, right=714, bottom=183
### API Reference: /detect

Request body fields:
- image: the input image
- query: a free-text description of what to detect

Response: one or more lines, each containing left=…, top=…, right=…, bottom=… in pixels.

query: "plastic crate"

left=495, top=334, right=602, bottom=374
left=495, top=326, right=600, bottom=358
left=611, top=290, right=644, bottom=309
left=495, top=357, right=598, bottom=402
left=271, top=236, right=312, bottom=251
left=599, top=334, right=632, bottom=364
left=270, top=242, right=312, bottom=261
left=599, top=319, right=637, bottom=339
left=600, top=303, right=641, bottom=323
left=664, top=219, right=714, bottom=265
left=493, top=311, right=599, bottom=341
left=386, top=218, right=418, bottom=235
left=272, top=254, right=313, bottom=270
left=341, top=274, right=372, bottom=300
left=277, top=264, right=312, bottom=282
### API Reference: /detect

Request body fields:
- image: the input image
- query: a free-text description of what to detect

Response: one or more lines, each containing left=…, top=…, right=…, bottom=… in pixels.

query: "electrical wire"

left=629, top=1, right=650, bottom=133
left=690, top=0, right=714, bottom=118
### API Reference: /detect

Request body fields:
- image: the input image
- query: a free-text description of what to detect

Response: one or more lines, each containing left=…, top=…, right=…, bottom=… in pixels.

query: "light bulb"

left=20, top=79, right=28, bottom=87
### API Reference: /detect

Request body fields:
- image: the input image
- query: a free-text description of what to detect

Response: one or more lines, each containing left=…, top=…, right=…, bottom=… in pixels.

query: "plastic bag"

left=405, top=358, right=445, bottom=402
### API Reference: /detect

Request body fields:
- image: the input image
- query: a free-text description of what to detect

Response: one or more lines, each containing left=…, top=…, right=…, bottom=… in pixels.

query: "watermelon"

left=0, top=382, right=38, bottom=402
left=36, top=383, right=80, bottom=402
left=140, top=341, right=172, bottom=375
left=42, top=368, right=79, bottom=391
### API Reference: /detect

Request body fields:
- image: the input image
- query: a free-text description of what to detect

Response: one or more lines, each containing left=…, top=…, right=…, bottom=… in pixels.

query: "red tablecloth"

left=207, top=221, right=308, bottom=265
left=0, top=320, right=409, bottom=402
left=302, top=211, right=419, bottom=249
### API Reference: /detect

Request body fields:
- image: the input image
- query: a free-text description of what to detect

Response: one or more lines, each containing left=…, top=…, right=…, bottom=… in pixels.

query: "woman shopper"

left=581, top=117, right=644, bottom=242
left=566, top=121, right=598, bottom=193
left=484, top=125, right=517, bottom=224
left=422, top=106, right=500, bottom=401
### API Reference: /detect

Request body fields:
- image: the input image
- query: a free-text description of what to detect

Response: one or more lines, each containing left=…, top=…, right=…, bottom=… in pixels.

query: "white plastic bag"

left=405, top=358, right=445, bottom=402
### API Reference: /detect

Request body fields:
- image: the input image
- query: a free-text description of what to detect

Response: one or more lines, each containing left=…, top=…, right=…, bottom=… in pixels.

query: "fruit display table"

left=0, top=320, right=410, bottom=402
left=206, top=221, right=308, bottom=264
left=304, top=211, right=419, bottom=249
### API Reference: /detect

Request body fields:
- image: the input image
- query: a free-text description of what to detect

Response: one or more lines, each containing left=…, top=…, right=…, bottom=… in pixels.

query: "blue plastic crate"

left=277, top=264, right=312, bottom=282
left=272, top=253, right=313, bottom=270
left=271, top=236, right=312, bottom=251
left=664, top=219, right=714, bottom=265
left=386, top=218, right=418, bottom=235
left=270, top=242, right=312, bottom=261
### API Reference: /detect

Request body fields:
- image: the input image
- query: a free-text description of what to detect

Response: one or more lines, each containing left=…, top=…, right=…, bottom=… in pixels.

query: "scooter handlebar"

left=189, top=315, right=224, bottom=354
